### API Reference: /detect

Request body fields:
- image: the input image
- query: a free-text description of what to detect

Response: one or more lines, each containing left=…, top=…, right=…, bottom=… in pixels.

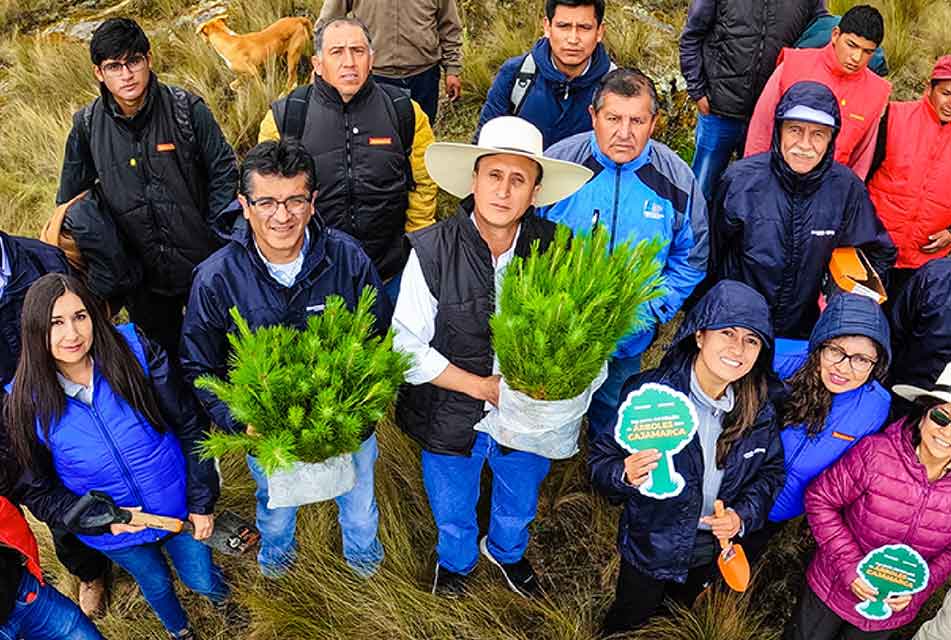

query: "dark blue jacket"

left=475, top=38, right=613, bottom=149
left=769, top=293, right=891, bottom=522
left=180, top=220, right=391, bottom=435
left=14, top=324, right=219, bottom=552
left=0, top=233, right=71, bottom=387
left=712, top=81, right=896, bottom=339
left=589, top=280, right=785, bottom=582
left=888, top=258, right=951, bottom=392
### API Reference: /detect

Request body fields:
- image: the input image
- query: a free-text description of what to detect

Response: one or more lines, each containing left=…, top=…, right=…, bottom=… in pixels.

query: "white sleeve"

left=392, top=249, right=450, bottom=385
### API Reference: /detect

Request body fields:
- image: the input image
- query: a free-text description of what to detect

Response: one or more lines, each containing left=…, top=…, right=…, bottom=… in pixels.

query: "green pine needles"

left=195, top=287, right=411, bottom=475
left=491, top=225, right=666, bottom=401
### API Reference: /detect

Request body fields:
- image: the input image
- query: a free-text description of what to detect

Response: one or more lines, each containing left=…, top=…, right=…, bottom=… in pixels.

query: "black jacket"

left=712, top=82, right=895, bottom=338
left=56, top=75, right=238, bottom=296
left=0, top=233, right=71, bottom=387
left=889, top=258, right=951, bottom=392
left=679, top=0, right=824, bottom=119
left=181, top=221, right=391, bottom=435
left=271, top=77, right=411, bottom=281
left=589, top=280, right=785, bottom=583
left=395, top=198, right=558, bottom=456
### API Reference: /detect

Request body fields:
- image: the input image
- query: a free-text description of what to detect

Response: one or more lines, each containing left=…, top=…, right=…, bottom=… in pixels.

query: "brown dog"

left=197, top=16, right=312, bottom=91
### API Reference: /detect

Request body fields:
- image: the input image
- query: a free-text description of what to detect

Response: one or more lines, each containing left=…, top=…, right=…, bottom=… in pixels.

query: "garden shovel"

left=66, top=491, right=259, bottom=557
left=714, top=499, right=750, bottom=593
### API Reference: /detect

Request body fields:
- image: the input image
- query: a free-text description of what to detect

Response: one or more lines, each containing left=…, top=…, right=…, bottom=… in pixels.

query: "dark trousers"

left=602, top=551, right=717, bottom=635
left=884, top=267, right=916, bottom=315
left=784, top=584, right=893, bottom=640
left=51, top=527, right=108, bottom=583
left=374, top=64, right=441, bottom=124
left=125, top=290, right=188, bottom=360
left=737, top=519, right=783, bottom=568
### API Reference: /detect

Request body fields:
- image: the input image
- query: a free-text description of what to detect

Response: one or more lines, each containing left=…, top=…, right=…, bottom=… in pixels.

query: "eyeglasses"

left=245, top=194, right=312, bottom=217
left=820, top=344, right=878, bottom=374
left=930, top=407, right=951, bottom=428
left=99, top=54, right=148, bottom=78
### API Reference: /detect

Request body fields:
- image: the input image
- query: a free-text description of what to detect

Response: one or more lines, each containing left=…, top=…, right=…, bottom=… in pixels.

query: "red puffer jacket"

left=804, top=420, right=951, bottom=631
left=0, top=495, right=43, bottom=584
left=868, top=97, right=951, bottom=269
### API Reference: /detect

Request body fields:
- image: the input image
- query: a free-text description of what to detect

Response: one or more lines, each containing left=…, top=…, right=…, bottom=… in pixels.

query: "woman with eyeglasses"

left=784, top=363, right=951, bottom=640
left=4, top=274, right=238, bottom=640
left=741, top=294, right=892, bottom=564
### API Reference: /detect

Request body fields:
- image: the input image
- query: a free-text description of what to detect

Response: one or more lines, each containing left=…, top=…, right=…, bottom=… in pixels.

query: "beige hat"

left=894, top=362, right=951, bottom=405
left=424, top=116, right=593, bottom=207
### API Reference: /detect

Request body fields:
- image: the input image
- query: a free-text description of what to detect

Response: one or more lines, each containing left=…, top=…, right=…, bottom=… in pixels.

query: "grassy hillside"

left=2, top=0, right=950, bottom=638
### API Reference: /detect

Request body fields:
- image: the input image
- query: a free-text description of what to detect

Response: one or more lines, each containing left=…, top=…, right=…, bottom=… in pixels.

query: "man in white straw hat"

left=392, top=116, right=591, bottom=598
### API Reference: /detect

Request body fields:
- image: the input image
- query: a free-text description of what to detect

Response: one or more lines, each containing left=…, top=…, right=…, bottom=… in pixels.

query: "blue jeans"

left=587, top=356, right=642, bottom=440
left=247, top=434, right=384, bottom=578
left=102, top=533, right=227, bottom=635
left=421, top=432, right=551, bottom=575
left=0, top=572, right=103, bottom=640
left=374, top=64, right=441, bottom=123
left=382, top=270, right=403, bottom=308
left=691, top=112, right=748, bottom=204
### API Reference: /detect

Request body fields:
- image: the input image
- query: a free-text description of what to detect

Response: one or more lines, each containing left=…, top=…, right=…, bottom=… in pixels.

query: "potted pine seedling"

left=482, top=225, right=665, bottom=458
left=195, top=287, right=410, bottom=508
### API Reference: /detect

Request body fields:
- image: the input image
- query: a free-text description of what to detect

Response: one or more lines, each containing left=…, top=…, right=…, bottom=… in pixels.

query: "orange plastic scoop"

left=714, top=499, right=750, bottom=593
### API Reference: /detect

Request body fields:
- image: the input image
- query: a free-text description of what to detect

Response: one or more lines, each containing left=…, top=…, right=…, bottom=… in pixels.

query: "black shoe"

left=214, top=599, right=250, bottom=629
left=479, top=536, right=540, bottom=597
left=431, top=563, right=468, bottom=598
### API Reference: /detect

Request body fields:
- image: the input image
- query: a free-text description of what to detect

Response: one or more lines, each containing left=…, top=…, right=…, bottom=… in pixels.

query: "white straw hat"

left=893, top=362, right=951, bottom=405
left=424, top=116, right=593, bottom=207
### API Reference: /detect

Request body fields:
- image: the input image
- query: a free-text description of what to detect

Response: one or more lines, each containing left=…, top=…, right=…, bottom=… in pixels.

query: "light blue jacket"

left=543, top=132, right=708, bottom=358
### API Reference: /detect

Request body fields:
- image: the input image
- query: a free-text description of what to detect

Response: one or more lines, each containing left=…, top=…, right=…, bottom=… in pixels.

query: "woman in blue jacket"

left=743, top=293, right=891, bottom=564
left=4, top=274, right=234, bottom=640
left=590, top=280, right=785, bottom=634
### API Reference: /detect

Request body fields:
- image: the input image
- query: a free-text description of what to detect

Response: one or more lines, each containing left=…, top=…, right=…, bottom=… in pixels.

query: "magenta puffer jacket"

left=804, top=420, right=951, bottom=631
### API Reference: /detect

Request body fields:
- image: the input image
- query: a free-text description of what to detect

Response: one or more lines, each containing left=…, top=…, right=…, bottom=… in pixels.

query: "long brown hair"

left=4, top=274, right=166, bottom=468
left=716, top=364, right=771, bottom=468
left=783, top=340, right=887, bottom=436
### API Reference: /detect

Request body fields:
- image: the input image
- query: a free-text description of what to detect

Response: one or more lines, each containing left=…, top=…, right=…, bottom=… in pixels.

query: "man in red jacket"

left=868, top=56, right=951, bottom=299
left=744, top=5, right=891, bottom=180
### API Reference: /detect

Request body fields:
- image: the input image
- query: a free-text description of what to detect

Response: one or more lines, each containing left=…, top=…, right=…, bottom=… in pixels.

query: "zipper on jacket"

left=903, top=484, right=932, bottom=544
left=74, top=398, right=149, bottom=512
left=784, top=432, right=812, bottom=472
left=344, top=108, right=355, bottom=234
left=609, top=167, right=621, bottom=252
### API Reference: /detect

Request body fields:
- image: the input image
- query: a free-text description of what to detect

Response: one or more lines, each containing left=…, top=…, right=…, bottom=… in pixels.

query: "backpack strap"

left=281, top=84, right=313, bottom=140
left=378, top=82, right=417, bottom=191
left=167, top=86, right=197, bottom=148
left=509, top=54, right=538, bottom=116
left=345, top=0, right=354, bottom=12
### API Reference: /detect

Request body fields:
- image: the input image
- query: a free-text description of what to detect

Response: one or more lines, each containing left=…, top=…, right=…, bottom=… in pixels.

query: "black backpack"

left=80, top=85, right=196, bottom=152
left=280, top=82, right=417, bottom=190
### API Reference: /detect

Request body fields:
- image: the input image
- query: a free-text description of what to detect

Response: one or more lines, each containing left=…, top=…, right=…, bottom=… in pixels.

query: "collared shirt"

left=689, top=367, right=735, bottom=531
left=393, top=214, right=521, bottom=409
left=254, top=229, right=310, bottom=288
left=57, top=364, right=95, bottom=406
left=0, top=236, right=10, bottom=300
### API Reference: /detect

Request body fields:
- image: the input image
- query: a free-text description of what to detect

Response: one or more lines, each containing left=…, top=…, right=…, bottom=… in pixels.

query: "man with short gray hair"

left=543, top=67, right=709, bottom=440
left=258, top=17, right=437, bottom=303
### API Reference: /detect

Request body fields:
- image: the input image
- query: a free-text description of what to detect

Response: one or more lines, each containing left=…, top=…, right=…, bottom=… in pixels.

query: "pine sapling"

left=196, top=287, right=411, bottom=475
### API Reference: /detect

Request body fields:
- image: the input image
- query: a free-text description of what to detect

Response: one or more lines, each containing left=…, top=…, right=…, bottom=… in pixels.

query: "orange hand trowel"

left=714, top=499, right=751, bottom=593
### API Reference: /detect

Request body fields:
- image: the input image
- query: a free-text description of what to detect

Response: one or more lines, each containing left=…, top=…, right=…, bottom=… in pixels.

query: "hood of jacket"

left=532, top=37, right=612, bottom=89
left=808, top=293, right=891, bottom=368
left=665, top=280, right=775, bottom=369
left=770, top=81, right=842, bottom=194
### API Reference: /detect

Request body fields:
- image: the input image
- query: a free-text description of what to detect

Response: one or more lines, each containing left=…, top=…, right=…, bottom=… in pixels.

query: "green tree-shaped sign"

left=614, top=383, right=699, bottom=499
left=855, top=544, right=929, bottom=621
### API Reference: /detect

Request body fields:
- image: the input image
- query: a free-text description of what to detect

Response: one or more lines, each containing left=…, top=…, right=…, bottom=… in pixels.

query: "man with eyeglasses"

left=180, top=139, right=391, bottom=579
left=56, top=17, right=238, bottom=358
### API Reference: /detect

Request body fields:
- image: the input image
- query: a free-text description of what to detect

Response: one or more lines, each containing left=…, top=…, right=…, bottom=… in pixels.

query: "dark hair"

left=545, top=0, right=605, bottom=24
left=240, top=139, right=317, bottom=196
left=838, top=5, right=885, bottom=47
left=90, top=18, right=151, bottom=66
left=592, top=68, right=659, bottom=116
left=908, top=397, right=947, bottom=450
left=4, top=274, right=166, bottom=469
left=783, top=339, right=888, bottom=435
left=932, top=79, right=951, bottom=90
left=688, top=332, right=772, bottom=468
left=314, top=16, right=373, bottom=53
left=473, top=154, right=544, bottom=186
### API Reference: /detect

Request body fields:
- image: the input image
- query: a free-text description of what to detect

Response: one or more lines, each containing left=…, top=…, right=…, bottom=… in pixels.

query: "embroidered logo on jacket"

left=368, top=137, right=392, bottom=146
left=832, top=431, right=856, bottom=442
left=643, top=201, right=665, bottom=220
